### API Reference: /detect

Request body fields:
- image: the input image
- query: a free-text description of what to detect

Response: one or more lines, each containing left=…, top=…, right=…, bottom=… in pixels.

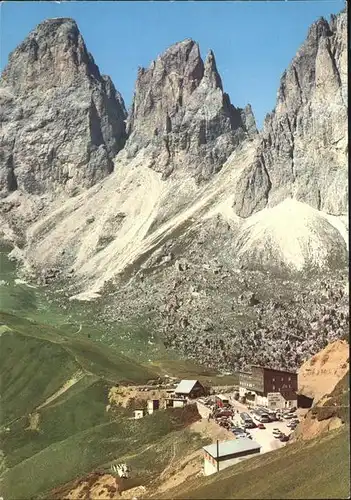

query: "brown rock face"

left=125, top=39, right=256, bottom=181
left=233, top=11, right=347, bottom=217
left=298, top=339, right=349, bottom=401
left=0, top=18, right=127, bottom=196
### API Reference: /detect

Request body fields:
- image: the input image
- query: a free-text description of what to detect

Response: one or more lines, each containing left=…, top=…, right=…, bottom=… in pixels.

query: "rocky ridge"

left=233, top=13, right=348, bottom=217
left=125, top=39, right=256, bottom=182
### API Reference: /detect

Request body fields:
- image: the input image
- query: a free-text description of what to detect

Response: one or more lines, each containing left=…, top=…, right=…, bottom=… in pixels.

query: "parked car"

left=289, top=407, right=297, bottom=412
left=233, top=431, right=247, bottom=438
left=257, top=423, right=266, bottom=429
left=272, top=428, right=282, bottom=437
left=279, top=434, right=290, bottom=442
left=232, top=427, right=246, bottom=434
left=216, top=410, right=233, bottom=418
left=282, top=413, right=293, bottom=419
left=243, top=421, right=256, bottom=429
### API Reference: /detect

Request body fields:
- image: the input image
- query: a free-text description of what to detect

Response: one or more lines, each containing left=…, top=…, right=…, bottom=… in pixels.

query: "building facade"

left=147, top=399, right=160, bottom=414
left=165, top=398, right=186, bottom=408
left=239, top=365, right=298, bottom=408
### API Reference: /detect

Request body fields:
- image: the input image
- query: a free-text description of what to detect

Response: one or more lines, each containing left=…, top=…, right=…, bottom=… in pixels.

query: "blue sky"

left=0, top=1, right=344, bottom=129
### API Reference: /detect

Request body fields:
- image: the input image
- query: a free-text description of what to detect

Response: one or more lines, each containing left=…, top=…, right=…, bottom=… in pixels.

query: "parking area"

left=196, top=395, right=309, bottom=455
left=231, top=412, right=291, bottom=453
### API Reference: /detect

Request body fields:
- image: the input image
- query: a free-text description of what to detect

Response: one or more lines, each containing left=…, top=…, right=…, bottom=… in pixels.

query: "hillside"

left=1, top=404, right=204, bottom=500
left=298, top=339, right=349, bottom=402
left=160, top=428, right=349, bottom=499
left=0, top=264, right=234, bottom=500
left=0, top=316, right=208, bottom=500
left=293, top=368, right=349, bottom=442
left=0, top=313, right=160, bottom=499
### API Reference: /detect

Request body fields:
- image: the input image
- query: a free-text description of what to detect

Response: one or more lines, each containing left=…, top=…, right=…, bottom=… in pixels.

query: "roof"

left=203, top=438, right=261, bottom=459
left=251, top=365, right=296, bottom=375
left=174, top=380, right=199, bottom=394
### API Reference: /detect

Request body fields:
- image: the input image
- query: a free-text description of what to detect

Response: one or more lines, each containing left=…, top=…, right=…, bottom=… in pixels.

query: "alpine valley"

left=0, top=8, right=349, bottom=500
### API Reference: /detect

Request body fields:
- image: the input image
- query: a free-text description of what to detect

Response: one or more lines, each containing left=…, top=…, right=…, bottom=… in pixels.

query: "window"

left=281, top=378, right=283, bottom=382
left=272, top=385, right=275, bottom=391
left=288, top=377, right=291, bottom=381
left=272, top=378, right=275, bottom=382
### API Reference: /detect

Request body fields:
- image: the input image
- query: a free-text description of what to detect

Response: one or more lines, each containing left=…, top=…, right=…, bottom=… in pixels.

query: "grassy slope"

left=0, top=306, right=233, bottom=499
left=48, top=418, right=206, bottom=500
left=0, top=311, right=157, bottom=389
left=2, top=410, right=204, bottom=500
left=150, top=358, right=239, bottom=386
left=164, top=428, right=350, bottom=500
left=0, top=311, right=163, bottom=499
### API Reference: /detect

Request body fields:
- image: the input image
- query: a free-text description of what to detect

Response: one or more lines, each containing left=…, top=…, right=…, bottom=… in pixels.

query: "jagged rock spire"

left=1, top=18, right=101, bottom=93
left=125, top=39, right=255, bottom=182
left=232, top=10, right=347, bottom=218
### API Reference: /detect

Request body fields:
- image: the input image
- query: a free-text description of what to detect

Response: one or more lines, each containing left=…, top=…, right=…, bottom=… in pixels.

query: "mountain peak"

left=1, top=17, right=100, bottom=93
left=307, top=16, right=332, bottom=40
left=0, top=17, right=126, bottom=196
left=233, top=8, right=347, bottom=219
left=125, top=39, right=249, bottom=181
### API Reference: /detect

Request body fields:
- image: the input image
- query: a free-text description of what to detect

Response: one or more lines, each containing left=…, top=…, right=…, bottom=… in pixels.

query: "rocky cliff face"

left=125, top=39, right=256, bottom=182
left=233, top=12, right=348, bottom=217
left=0, top=18, right=127, bottom=197
left=291, top=342, right=349, bottom=442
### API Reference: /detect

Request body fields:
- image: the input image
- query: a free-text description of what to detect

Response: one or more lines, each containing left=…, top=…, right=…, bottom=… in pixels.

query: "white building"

left=253, top=391, right=297, bottom=409
left=203, top=438, right=261, bottom=476
left=165, top=398, right=186, bottom=408
left=133, top=409, right=145, bottom=419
